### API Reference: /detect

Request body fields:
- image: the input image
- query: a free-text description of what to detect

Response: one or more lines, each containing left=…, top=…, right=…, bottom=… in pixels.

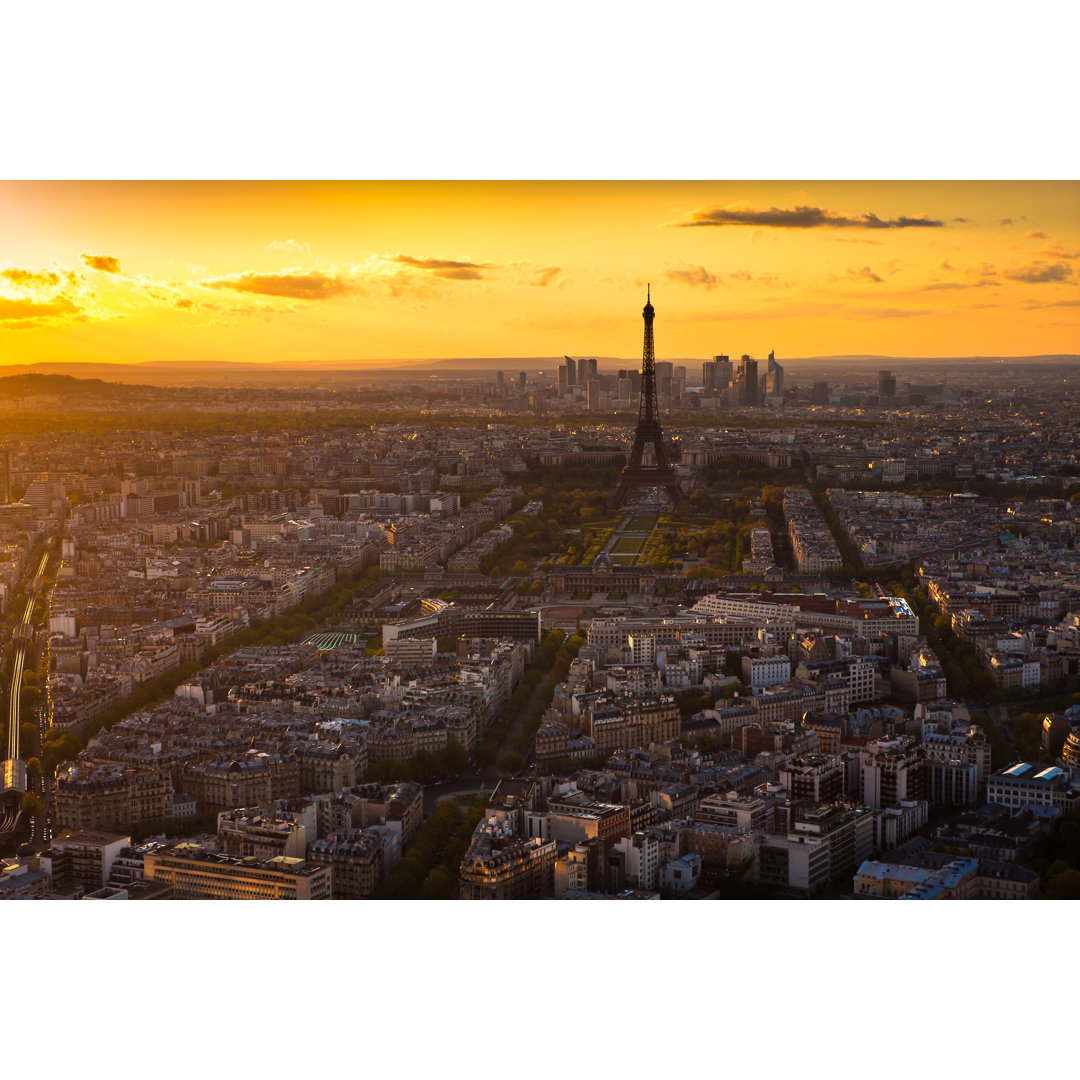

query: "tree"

left=418, top=865, right=457, bottom=900
left=497, top=751, right=525, bottom=775
left=25, top=757, right=42, bottom=779
left=442, top=739, right=469, bottom=774
left=21, top=791, right=43, bottom=816
left=1043, top=869, right=1080, bottom=900
left=41, top=730, right=83, bottom=774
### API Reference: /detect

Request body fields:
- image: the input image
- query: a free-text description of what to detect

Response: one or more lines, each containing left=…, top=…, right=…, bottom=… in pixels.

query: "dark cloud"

left=1023, top=299, right=1080, bottom=310
left=432, top=267, right=483, bottom=280
left=529, top=266, right=561, bottom=287
left=1, top=267, right=63, bottom=290
left=676, top=204, right=944, bottom=230
left=953, top=217, right=973, bottom=223
left=202, top=271, right=355, bottom=300
left=1023, top=230, right=1048, bottom=240
left=1042, top=246, right=1080, bottom=260
left=846, top=307, right=930, bottom=320
left=846, top=266, right=884, bottom=284
left=920, top=280, right=1001, bottom=291
left=80, top=252, right=122, bottom=273
left=1003, top=261, right=1074, bottom=284
left=665, top=265, right=719, bottom=289
left=393, top=255, right=489, bottom=270
left=1000, top=218, right=1015, bottom=226
left=0, top=294, right=81, bottom=325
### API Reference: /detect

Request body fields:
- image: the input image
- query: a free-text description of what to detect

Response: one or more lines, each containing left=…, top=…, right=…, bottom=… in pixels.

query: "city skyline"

left=2, top=180, right=1078, bottom=369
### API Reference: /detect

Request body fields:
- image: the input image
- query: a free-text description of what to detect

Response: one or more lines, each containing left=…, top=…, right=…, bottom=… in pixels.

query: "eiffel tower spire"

left=611, top=290, right=686, bottom=509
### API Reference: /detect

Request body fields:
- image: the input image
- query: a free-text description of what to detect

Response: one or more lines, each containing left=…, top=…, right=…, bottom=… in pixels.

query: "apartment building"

left=459, top=818, right=557, bottom=900
left=859, top=736, right=926, bottom=809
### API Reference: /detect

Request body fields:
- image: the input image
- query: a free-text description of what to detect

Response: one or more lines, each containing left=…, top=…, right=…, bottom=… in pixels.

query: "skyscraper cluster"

left=701, top=352, right=782, bottom=406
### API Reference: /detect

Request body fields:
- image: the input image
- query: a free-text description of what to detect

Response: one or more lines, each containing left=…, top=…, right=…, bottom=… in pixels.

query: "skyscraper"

left=716, top=355, right=733, bottom=391
left=740, top=355, right=759, bottom=406
left=565, top=356, right=577, bottom=386
left=766, top=351, right=784, bottom=398
left=702, top=360, right=717, bottom=392
left=879, top=370, right=897, bottom=402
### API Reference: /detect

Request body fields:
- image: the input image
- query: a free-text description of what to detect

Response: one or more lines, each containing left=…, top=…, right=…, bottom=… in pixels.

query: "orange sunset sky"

left=1, top=180, right=1077, bottom=367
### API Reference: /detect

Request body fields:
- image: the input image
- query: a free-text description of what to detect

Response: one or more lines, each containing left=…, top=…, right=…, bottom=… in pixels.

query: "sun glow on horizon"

left=1, top=180, right=1078, bottom=368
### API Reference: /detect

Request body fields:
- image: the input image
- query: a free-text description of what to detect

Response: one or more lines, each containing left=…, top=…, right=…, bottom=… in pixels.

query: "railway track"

left=1, top=549, right=52, bottom=835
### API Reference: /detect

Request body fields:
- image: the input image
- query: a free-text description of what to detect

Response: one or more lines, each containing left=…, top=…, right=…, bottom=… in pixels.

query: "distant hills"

left=0, top=372, right=154, bottom=397
left=0, top=354, right=1077, bottom=389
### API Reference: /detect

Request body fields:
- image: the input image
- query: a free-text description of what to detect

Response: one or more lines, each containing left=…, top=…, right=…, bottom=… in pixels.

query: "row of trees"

left=375, top=796, right=489, bottom=899
left=644, top=489, right=786, bottom=573
left=476, top=629, right=568, bottom=773
left=505, top=630, right=586, bottom=775
left=703, top=455, right=805, bottom=491
left=888, top=572, right=997, bottom=701
left=361, top=740, right=470, bottom=785
left=357, top=629, right=584, bottom=781
left=808, top=484, right=864, bottom=576
left=82, top=566, right=384, bottom=740
left=478, top=461, right=625, bottom=576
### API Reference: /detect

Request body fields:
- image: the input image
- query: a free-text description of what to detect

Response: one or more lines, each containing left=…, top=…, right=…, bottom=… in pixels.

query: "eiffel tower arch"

left=611, top=288, right=688, bottom=510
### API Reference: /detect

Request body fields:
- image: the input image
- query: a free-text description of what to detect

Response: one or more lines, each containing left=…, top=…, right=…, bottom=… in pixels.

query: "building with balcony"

left=459, top=817, right=557, bottom=900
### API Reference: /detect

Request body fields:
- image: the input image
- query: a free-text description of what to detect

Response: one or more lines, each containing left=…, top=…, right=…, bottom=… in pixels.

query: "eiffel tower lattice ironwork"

left=612, top=287, right=687, bottom=509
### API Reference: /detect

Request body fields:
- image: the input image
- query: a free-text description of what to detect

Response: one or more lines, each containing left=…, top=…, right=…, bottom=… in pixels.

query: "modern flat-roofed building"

left=987, top=762, right=1080, bottom=814
left=756, top=833, right=831, bottom=896
left=695, top=793, right=770, bottom=833
left=779, top=756, right=845, bottom=804
left=217, top=807, right=309, bottom=860
left=144, top=845, right=331, bottom=899
left=44, top=831, right=131, bottom=896
left=859, top=736, right=926, bottom=809
left=0, top=861, right=50, bottom=900
left=925, top=757, right=980, bottom=806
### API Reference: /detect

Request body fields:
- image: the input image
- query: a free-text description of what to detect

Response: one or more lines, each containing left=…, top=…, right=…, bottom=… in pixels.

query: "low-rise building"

left=144, top=844, right=331, bottom=899
left=987, top=762, right=1080, bottom=814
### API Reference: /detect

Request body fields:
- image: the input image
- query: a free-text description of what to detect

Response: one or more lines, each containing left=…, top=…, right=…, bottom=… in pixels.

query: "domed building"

left=548, top=550, right=655, bottom=596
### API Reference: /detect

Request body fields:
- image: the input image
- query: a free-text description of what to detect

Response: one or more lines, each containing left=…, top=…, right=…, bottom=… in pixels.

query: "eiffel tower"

left=612, top=287, right=687, bottom=509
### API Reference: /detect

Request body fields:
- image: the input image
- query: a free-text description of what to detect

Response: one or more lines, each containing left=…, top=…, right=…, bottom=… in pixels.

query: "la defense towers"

left=611, top=288, right=688, bottom=509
